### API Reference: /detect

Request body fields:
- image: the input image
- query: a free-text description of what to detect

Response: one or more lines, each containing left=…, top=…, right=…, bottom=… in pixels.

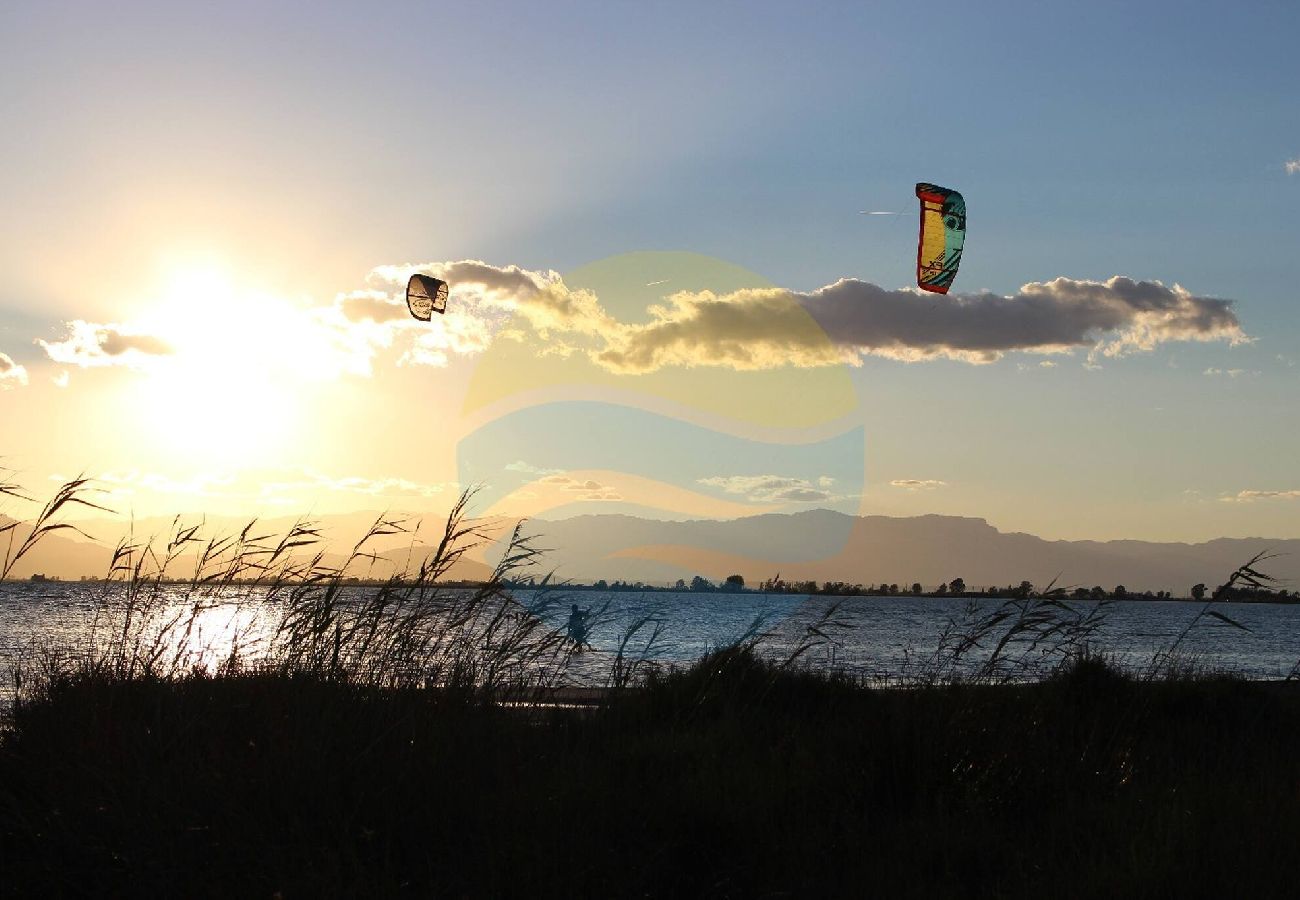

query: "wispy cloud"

left=889, top=479, right=948, bottom=491
left=84, top=467, right=458, bottom=509
left=329, top=284, right=499, bottom=372
left=94, top=470, right=235, bottom=498
left=698, top=474, right=836, bottom=503
left=536, top=473, right=622, bottom=501
left=1203, top=367, right=1257, bottom=378
left=1220, top=489, right=1300, bottom=503
left=0, top=352, right=28, bottom=388
left=359, top=260, right=605, bottom=368
left=1286, top=157, right=1300, bottom=175
left=38, top=321, right=173, bottom=368
left=260, top=472, right=456, bottom=500
left=505, top=460, right=563, bottom=476
left=336, top=290, right=410, bottom=325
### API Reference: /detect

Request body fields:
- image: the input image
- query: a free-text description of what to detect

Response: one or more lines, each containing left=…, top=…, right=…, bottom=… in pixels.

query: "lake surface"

left=3, top=583, right=1299, bottom=703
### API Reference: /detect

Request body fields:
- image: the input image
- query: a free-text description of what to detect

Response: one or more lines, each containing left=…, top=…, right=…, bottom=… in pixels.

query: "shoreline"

left=4, top=577, right=1296, bottom=604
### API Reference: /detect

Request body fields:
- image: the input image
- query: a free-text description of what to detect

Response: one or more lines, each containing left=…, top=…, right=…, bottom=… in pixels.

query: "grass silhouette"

left=2, top=472, right=1298, bottom=897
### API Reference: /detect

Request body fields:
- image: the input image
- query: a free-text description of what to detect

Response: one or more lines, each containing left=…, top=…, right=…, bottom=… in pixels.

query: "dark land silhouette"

left=4, top=482, right=1300, bottom=897
left=6, top=649, right=1300, bottom=898
left=4, top=509, right=1299, bottom=594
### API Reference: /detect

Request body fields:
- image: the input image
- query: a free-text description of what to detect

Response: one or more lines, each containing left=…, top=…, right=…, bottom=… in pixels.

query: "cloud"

left=30, top=257, right=1254, bottom=393
left=806, top=276, right=1243, bottom=365
left=38, top=320, right=173, bottom=368
left=397, top=315, right=498, bottom=368
left=597, top=289, right=851, bottom=373
left=1286, top=158, right=1300, bottom=175
left=54, top=259, right=1244, bottom=387
left=339, top=260, right=1254, bottom=376
left=590, top=276, right=1245, bottom=373
left=51, top=370, right=69, bottom=388
left=260, top=472, right=455, bottom=500
left=504, top=460, right=563, bottom=476
left=698, top=474, right=835, bottom=503
left=890, top=479, right=948, bottom=491
left=0, top=352, right=28, bottom=388
left=415, top=260, right=614, bottom=339
left=96, top=470, right=235, bottom=498
left=369, top=260, right=548, bottom=300
left=87, top=467, right=459, bottom=509
left=336, top=290, right=409, bottom=324
left=1220, top=489, right=1300, bottom=503
left=353, top=261, right=571, bottom=368
left=533, top=473, right=622, bottom=501
left=1203, top=367, right=1257, bottom=378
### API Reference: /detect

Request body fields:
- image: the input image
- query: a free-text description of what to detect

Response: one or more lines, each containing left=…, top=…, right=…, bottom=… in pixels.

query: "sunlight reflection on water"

left=4, top=584, right=1300, bottom=707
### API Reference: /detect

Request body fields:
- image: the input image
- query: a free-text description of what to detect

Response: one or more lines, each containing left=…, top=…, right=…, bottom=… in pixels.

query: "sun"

left=127, top=263, right=326, bottom=469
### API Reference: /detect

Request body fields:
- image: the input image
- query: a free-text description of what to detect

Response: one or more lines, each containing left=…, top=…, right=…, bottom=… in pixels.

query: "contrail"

left=860, top=210, right=900, bottom=216
left=645, top=279, right=670, bottom=286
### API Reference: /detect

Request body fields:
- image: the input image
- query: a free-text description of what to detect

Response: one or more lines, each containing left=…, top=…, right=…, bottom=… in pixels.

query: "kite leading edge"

left=915, top=183, right=965, bottom=294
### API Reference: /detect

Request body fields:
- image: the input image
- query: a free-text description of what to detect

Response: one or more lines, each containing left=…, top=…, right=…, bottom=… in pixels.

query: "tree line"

left=509, top=575, right=1295, bottom=602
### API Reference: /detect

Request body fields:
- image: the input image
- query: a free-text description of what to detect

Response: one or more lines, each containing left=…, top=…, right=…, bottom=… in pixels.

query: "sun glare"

left=130, top=263, right=329, bottom=468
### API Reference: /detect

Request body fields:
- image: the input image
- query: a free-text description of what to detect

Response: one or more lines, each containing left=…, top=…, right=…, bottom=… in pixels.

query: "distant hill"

left=0, top=512, right=492, bottom=584
left=525, top=511, right=1300, bottom=594
left=0, top=514, right=115, bottom=581
left=3, top=509, right=1296, bottom=595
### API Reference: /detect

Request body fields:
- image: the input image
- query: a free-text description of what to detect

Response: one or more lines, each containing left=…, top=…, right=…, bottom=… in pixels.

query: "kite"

left=914, top=183, right=965, bottom=294
left=406, top=274, right=449, bottom=320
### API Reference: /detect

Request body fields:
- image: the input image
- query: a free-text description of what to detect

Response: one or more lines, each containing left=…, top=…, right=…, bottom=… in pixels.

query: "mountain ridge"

left=525, top=510, right=1300, bottom=593
left=2, top=509, right=1296, bottom=593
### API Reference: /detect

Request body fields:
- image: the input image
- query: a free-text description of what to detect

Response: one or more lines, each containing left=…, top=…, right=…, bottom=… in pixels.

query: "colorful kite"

left=406, top=274, right=449, bottom=320
left=914, top=183, right=965, bottom=294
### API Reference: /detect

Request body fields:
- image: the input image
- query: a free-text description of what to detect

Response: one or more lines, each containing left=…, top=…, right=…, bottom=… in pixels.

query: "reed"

left=3, top=471, right=1299, bottom=896
left=4, top=475, right=585, bottom=707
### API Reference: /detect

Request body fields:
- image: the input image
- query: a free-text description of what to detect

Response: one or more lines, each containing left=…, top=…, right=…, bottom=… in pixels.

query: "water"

left=3, top=583, right=1299, bottom=704
left=542, top=589, right=1300, bottom=682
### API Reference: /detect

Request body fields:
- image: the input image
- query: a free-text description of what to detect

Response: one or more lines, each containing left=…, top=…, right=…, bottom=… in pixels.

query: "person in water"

left=567, top=603, right=591, bottom=650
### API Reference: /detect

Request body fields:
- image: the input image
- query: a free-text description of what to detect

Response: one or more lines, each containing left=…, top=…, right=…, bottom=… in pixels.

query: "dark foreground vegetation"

left=3, top=472, right=1298, bottom=897
left=3, top=650, right=1300, bottom=898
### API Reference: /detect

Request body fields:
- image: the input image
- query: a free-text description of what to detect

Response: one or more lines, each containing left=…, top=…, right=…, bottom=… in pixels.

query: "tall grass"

left=0, top=467, right=1289, bottom=698
left=4, top=471, right=1300, bottom=896
left=2, top=470, right=110, bottom=580
left=1144, top=551, right=1273, bottom=680
left=5, top=472, right=583, bottom=708
left=916, top=589, right=1113, bottom=684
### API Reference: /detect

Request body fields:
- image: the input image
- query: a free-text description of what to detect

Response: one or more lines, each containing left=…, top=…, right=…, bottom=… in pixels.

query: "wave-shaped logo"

left=455, top=251, right=867, bottom=587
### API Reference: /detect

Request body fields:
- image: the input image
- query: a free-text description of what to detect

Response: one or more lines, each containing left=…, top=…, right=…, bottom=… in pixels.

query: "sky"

left=1, top=0, right=1298, bottom=543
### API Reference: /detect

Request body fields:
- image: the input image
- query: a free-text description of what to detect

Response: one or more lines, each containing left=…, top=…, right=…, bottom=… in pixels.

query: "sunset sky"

left=2, top=1, right=1298, bottom=542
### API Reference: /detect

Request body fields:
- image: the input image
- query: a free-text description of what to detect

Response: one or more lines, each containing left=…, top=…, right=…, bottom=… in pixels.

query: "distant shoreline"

left=5, top=575, right=1296, bottom=604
